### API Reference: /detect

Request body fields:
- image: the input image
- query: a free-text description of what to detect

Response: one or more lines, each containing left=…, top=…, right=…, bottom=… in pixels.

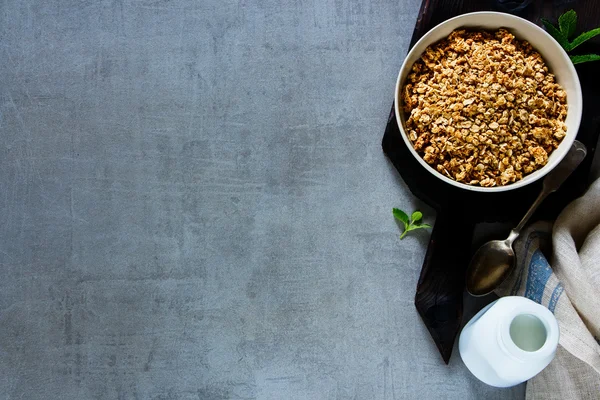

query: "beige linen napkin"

left=495, top=178, right=600, bottom=399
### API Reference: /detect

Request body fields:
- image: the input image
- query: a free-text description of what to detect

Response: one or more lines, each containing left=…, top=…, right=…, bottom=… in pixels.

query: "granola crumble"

left=402, top=29, right=568, bottom=187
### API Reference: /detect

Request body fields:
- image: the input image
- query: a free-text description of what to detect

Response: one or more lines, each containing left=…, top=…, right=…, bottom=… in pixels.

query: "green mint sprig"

left=542, top=10, right=600, bottom=64
left=393, top=208, right=431, bottom=239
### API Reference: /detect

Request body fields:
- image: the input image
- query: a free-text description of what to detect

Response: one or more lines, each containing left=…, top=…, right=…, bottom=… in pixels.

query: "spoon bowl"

left=466, top=240, right=515, bottom=297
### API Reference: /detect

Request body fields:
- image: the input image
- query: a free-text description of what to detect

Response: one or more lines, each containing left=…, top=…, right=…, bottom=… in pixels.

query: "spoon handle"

left=512, top=141, right=587, bottom=236
left=542, top=140, right=587, bottom=193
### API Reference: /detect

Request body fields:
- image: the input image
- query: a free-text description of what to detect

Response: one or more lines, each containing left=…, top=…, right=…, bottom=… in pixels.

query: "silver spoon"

left=466, top=140, right=587, bottom=297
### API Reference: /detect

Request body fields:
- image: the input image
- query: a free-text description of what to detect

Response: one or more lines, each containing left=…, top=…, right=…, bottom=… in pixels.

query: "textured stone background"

left=0, top=1, right=529, bottom=399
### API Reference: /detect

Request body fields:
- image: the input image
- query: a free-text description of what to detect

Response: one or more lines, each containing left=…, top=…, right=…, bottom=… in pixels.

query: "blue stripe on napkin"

left=548, top=283, right=564, bottom=313
left=511, top=232, right=551, bottom=296
left=524, top=249, right=553, bottom=304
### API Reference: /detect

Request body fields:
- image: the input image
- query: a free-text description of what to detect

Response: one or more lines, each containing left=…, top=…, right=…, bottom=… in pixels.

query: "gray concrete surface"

left=0, top=1, right=526, bottom=399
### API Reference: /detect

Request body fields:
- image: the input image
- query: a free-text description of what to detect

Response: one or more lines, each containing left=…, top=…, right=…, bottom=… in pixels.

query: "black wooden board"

left=382, top=0, right=600, bottom=363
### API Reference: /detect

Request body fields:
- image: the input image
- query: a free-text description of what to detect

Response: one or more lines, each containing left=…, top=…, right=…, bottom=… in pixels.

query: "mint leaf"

left=407, top=223, right=432, bottom=230
left=559, top=10, right=577, bottom=39
left=404, top=223, right=433, bottom=236
left=543, top=10, right=600, bottom=66
left=542, top=18, right=571, bottom=50
left=393, top=208, right=409, bottom=228
left=394, top=208, right=432, bottom=239
left=570, top=27, right=600, bottom=50
left=570, top=54, right=600, bottom=64
left=411, top=211, right=423, bottom=223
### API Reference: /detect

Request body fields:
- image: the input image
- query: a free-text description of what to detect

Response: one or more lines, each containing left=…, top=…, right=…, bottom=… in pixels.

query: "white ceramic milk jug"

left=459, top=296, right=559, bottom=387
